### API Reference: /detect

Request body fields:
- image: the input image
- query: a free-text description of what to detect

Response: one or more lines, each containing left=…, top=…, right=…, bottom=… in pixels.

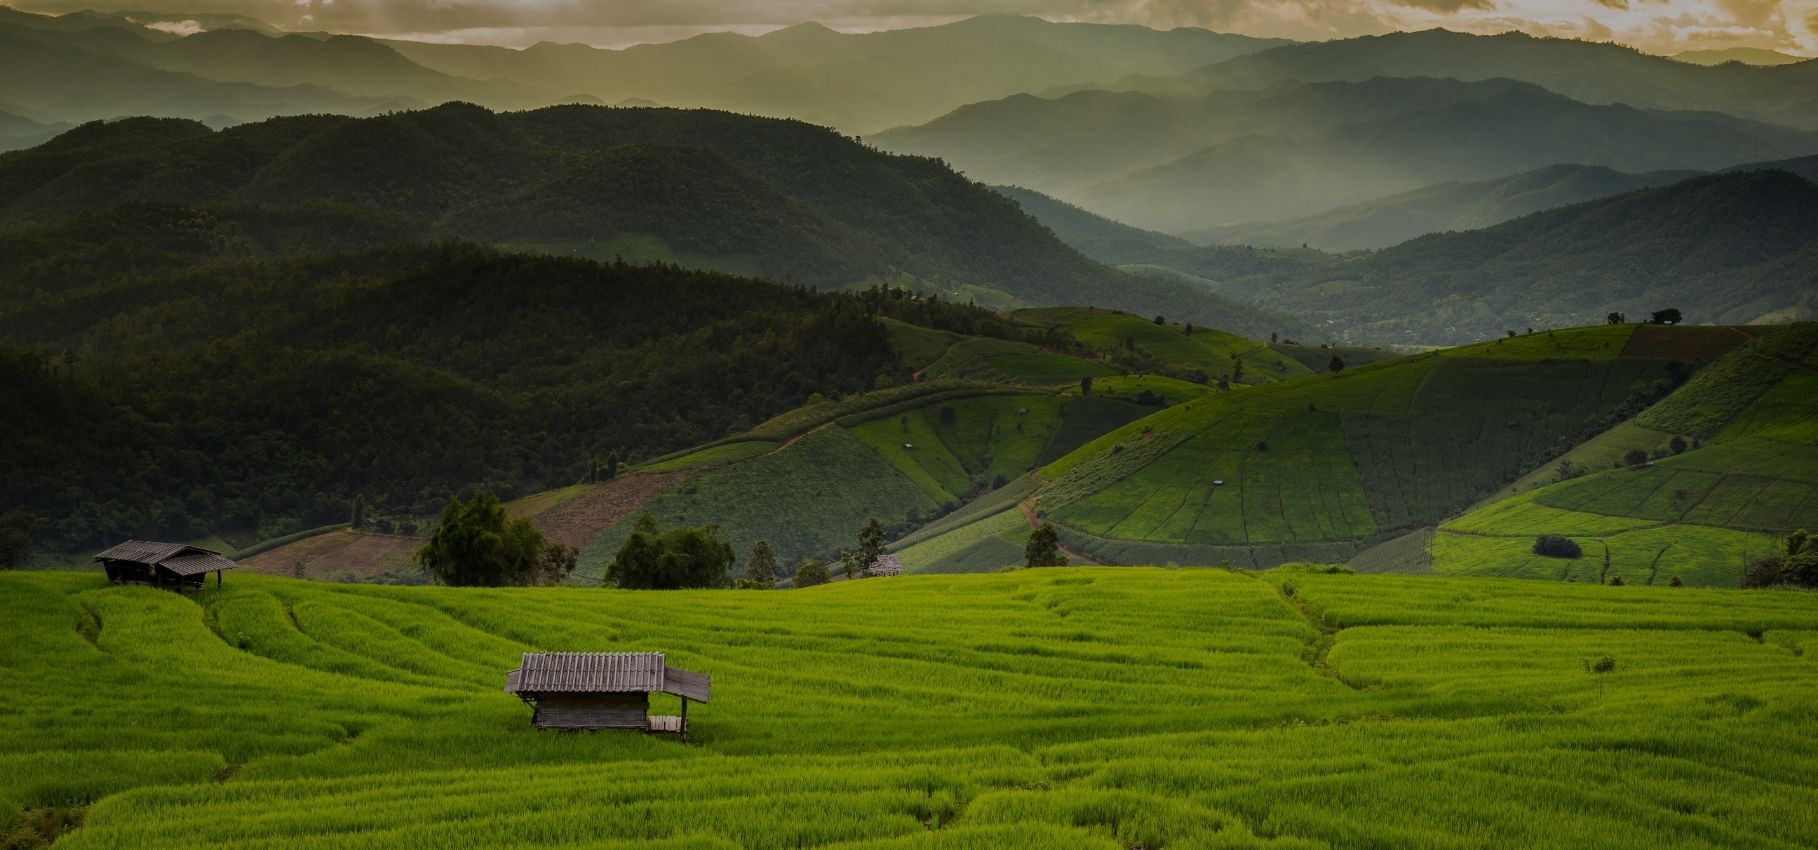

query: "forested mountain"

left=0, top=9, right=1284, bottom=134
left=1186, top=164, right=1699, bottom=251
left=0, top=103, right=1296, bottom=335
left=0, top=235, right=1057, bottom=550
left=1220, top=170, right=1818, bottom=343
left=876, top=77, right=1817, bottom=232
left=1101, top=29, right=1818, bottom=131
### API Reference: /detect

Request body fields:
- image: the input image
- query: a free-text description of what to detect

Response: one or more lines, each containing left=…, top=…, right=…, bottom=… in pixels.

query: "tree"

left=530, top=543, right=578, bottom=586
left=1623, top=448, right=1650, bottom=467
left=1650, top=308, right=1683, bottom=325
left=414, top=491, right=553, bottom=586
left=606, top=515, right=735, bottom=589
left=1328, top=356, right=1345, bottom=374
left=1080, top=376, right=1093, bottom=396
left=1233, top=360, right=1244, bottom=382
left=588, top=455, right=600, bottom=484
left=1184, top=323, right=1195, bottom=336
left=603, top=452, right=621, bottom=480
left=1607, top=575, right=1625, bottom=586
left=1506, top=329, right=1517, bottom=339
left=1533, top=535, right=1582, bottom=558
left=1606, top=312, right=1624, bottom=325
left=0, top=510, right=45, bottom=570
left=1669, top=435, right=1688, bottom=455
left=1153, top=315, right=1165, bottom=325
left=1024, top=523, right=1067, bottom=567
left=849, top=517, right=887, bottom=577
left=794, top=559, right=830, bottom=587
left=350, top=495, right=366, bottom=529
left=1270, top=332, right=1278, bottom=344
left=1789, top=529, right=1809, bottom=556
left=743, top=539, right=778, bottom=586
left=1583, top=655, right=1618, bottom=699
left=1669, top=575, right=1684, bottom=587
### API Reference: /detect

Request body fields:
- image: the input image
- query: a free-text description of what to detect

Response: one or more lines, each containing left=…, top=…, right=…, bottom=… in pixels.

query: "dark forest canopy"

left=0, top=241, right=1050, bottom=551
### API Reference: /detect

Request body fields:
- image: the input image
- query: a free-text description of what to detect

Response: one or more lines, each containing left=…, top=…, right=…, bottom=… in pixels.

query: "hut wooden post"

left=680, top=698, right=689, bottom=744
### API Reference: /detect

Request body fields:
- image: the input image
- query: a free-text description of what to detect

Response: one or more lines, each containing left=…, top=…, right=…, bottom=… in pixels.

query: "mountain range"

left=0, top=102, right=1300, bottom=336
left=877, top=75, right=1818, bottom=232
left=0, top=9, right=1285, bottom=138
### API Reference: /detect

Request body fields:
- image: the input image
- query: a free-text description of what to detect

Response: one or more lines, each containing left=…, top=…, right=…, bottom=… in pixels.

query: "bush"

left=1533, top=535, right=1583, bottom=559
left=794, top=559, right=830, bottom=587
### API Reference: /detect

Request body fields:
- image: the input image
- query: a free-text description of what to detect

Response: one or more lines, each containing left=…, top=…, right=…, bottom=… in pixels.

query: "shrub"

left=1533, top=535, right=1583, bottom=559
left=793, top=559, right=830, bottom=587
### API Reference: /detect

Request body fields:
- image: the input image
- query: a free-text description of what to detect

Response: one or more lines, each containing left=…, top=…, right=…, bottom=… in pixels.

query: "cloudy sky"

left=16, top=0, right=1818, bottom=55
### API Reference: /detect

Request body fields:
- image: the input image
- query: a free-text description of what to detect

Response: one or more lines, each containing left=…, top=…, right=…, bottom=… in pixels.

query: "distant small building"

left=504, top=651, right=710, bottom=741
left=864, top=554, right=903, bottom=577
left=94, top=540, right=235, bottom=591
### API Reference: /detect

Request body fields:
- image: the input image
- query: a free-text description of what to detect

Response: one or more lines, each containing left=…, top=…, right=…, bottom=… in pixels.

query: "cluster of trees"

left=1743, top=530, right=1818, bottom=589
left=1533, top=534, right=1584, bottom=559
left=413, top=491, right=575, bottom=586
left=605, top=515, right=737, bottom=590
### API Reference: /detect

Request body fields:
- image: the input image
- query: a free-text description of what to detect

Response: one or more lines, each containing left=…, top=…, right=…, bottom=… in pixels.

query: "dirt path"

left=763, top=421, right=834, bottom=458
left=1019, top=498, right=1100, bottom=565
left=910, top=341, right=962, bottom=382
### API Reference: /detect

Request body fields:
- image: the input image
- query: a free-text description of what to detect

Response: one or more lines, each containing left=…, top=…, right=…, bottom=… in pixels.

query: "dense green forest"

left=0, top=103, right=1298, bottom=338
left=0, top=238, right=1053, bottom=551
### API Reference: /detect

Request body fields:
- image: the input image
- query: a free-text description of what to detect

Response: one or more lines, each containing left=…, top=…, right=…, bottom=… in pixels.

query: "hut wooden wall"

left=532, top=692, right=648, bottom=730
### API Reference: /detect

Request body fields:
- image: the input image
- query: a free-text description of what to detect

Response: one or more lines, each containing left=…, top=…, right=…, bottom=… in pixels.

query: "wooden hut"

left=503, top=651, right=710, bottom=740
left=94, top=540, right=236, bottom=591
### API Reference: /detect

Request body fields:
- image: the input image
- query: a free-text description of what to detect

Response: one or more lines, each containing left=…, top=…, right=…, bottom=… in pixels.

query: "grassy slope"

left=5, top=568, right=1818, bottom=849
left=1017, top=307, right=1313, bottom=383
left=1005, top=325, right=1699, bottom=568
left=1432, top=324, right=1818, bottom=585
left=581, top=391, right=1156, bottom=571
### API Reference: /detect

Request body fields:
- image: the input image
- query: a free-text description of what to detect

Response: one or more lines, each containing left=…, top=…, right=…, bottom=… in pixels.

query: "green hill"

left=0, top=103, right=1296, bottom=336
left=1428, top=324, right=1818, bottom=585
left=905, top=325, right=1748, bottom=572
left=1224, top=170, right=1818, bottom=344
left=0, top=234, right=1091, bottom=554
left=6, top=567, right=1818, bottom=848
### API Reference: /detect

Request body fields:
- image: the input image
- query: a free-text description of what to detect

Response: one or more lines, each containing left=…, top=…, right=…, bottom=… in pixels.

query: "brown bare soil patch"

left=1620, top=325, right=1749, bottom=362
left=532, top=471, right=694, bottom=549
left=241, top=530, right=421, bottom=580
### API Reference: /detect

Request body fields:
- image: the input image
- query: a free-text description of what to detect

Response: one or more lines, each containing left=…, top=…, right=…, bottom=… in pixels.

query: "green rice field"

left=6, top=567, right=1818, bottom=849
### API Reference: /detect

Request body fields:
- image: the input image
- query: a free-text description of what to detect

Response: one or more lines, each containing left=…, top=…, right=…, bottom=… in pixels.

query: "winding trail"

left=1019, top=499, right=1101, bottom=565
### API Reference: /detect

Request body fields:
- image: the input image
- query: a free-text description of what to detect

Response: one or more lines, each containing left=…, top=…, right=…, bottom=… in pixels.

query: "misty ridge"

left=1, top=3, right=1816, bottom=347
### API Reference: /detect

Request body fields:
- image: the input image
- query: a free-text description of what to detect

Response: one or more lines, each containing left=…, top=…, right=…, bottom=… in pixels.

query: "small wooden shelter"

left=95, top=540, right=236, bottom=591
left=503, top=651, right=710, bottom=740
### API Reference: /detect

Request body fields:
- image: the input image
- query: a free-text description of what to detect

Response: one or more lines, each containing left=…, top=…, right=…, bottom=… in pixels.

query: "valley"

left=2, top=6, right=1817, bottom=849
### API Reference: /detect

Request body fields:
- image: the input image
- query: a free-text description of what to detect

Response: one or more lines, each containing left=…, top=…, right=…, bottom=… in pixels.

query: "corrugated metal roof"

left=95, top=540, right=191, bottom=563
left=504, top=652, right=710, bottom=702
left=160, top=551, right=239, bottom=576
left=865, top=554, right=903, bottom=576
left=94, top=540, right=236, bottom=574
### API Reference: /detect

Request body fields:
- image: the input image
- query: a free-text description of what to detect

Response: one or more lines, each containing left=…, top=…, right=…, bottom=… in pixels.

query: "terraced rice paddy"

left=6, top=568, right=1818, bottom=850
left=1019, top=307, right=1311, bottom=383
